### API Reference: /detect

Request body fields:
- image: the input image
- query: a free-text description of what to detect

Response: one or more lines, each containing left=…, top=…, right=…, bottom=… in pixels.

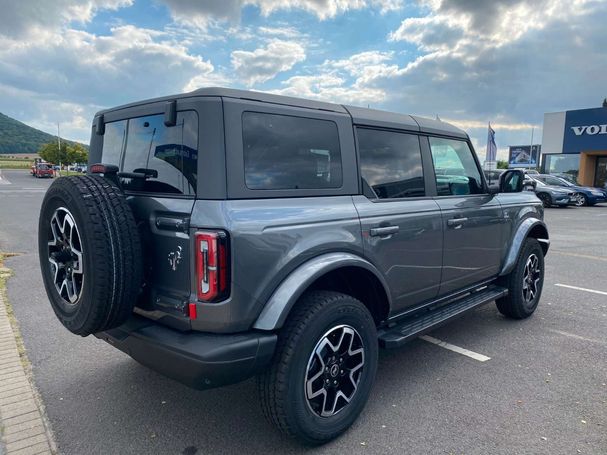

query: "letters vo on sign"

left=571, top=124, right=607, bottom=136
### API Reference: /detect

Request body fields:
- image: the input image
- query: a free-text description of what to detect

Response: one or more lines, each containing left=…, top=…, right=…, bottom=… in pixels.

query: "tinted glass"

left=541, top=175, right=567, bottom=186
left=357, top=128, right=424, bottom=199
left=101, top=120, right=126, bottom=166
left=242, top=112, right=342, bottom=190
left=429, top=137, right=483, bottom=196
left=542, top=154, right=579, bottom=183
left=112, top=112, right=198, bottom=195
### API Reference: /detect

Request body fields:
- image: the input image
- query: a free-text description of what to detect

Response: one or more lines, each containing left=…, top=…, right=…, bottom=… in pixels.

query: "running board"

left=378, top=285, right=508, bottom=349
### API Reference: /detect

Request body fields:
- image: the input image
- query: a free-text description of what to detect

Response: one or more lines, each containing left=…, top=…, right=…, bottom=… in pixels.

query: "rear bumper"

left=95, top=315, right=277, bottom=390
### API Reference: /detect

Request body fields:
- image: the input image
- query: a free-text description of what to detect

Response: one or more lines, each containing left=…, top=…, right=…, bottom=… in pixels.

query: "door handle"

left=447, top=217, right=468, bottom=227
left=370, top=226, right=399, bottom=237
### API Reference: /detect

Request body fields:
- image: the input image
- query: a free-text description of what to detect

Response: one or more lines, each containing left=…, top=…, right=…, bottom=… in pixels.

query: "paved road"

left=0, top=169, right=605, bottom=455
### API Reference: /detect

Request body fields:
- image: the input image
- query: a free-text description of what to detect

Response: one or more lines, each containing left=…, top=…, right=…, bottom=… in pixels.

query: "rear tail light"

left=90, top=163, right=119, bottom=174
left=195, top=231, right=230, bottom=302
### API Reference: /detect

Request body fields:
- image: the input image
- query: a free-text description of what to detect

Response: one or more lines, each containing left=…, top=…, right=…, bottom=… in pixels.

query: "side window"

left=101, top=120, right=126, bottom=166
left=357, top=128, right=425, bottom=199
left=112, top=112, right=198, bottom=196
left=242, top=112, right=342, bottom=190
left=429, top=137, right=484, bottom=196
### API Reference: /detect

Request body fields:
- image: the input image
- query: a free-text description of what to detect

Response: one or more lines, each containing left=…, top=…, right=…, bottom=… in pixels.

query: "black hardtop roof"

left=96, top=87, right=467, bottom=138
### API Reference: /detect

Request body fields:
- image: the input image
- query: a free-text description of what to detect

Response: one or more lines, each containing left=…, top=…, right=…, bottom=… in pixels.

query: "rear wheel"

left=258, top=291, right=378, bottom=445
left=38, top=175, right=142, bottom=336
left=537, top=192, right=551, bottom=207
left=496, top=238, right=544, bottom=319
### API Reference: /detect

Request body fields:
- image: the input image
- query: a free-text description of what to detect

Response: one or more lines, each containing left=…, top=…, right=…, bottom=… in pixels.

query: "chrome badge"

left=168, top=246, right=182, bottom=271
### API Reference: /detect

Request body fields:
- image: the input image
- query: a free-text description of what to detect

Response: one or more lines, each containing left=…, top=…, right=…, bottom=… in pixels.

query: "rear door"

left=97, top=98, right=222, bottom=327
left=426, top=136, right=505, bottom=295
left=353, top=127, right=443, bottom=314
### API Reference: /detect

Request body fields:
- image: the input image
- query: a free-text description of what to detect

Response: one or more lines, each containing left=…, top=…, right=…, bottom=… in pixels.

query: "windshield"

left=529, top=176, right=545, bottom=186
left=541, top=175, right=569, bottom=186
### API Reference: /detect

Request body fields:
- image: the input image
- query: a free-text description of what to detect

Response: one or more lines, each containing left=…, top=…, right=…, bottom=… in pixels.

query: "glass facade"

left=541, top=153, right=580, bottom=184
left=596, top=157, right=607, bottom=188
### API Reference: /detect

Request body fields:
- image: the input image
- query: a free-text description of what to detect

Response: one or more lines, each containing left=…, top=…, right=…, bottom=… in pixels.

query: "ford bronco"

left=38, top=88, right=548, bottom=444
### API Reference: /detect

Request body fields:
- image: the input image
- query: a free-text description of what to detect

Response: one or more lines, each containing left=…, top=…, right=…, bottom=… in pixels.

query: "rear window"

left=242, top=112, right=342, bottom=190
left=101, top=111, right=198, bottom=196
left=357, top=128, right=425, bottom=199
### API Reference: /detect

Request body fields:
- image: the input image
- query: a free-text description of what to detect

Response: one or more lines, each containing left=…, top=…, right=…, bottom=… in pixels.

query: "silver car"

left=527, top=175, right=574, bottom=207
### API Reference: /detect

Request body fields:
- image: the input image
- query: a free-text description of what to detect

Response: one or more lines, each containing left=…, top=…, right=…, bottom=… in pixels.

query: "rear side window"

left=357, top=128, right=425, bottom=199
left=101, top=120, right=126, bottom=166
left=429, top=137, right=483, bottom=196
left=101, top=112, right=198, bottom=196
left=242, top=112, right=342, bottom=190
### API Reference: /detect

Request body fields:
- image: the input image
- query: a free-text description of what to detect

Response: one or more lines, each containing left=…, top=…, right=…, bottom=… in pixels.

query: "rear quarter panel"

left=189, top=196, right=363, bottom=332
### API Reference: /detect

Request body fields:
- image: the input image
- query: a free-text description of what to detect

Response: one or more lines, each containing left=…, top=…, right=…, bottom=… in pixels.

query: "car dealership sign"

left=563, top=108, right=607, bottom=154
left=571, top=124, right=607, bottom=136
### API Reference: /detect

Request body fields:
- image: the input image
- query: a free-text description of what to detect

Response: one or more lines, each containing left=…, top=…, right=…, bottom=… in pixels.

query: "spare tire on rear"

left=38, top=175, right=142, bottom=336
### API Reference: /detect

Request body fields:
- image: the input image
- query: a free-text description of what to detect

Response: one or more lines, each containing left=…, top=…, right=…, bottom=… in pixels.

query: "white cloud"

left=272, top=73, right=386, bottom=105
left=393, top=0, right=597, bottom=51
left=231, top=40, right=306, bottom=86
left=0, top=0, right=133, bottom=38
left=159, top=0, right=402, bottom=26
left=0, top=24, right=221, bottom=141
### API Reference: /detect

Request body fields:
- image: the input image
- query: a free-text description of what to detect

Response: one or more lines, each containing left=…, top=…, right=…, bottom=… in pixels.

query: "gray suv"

left=38, top=88, right=549, bottom=444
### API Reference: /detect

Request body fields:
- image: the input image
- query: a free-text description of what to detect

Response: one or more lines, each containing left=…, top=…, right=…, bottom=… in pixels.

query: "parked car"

left=484, top=169, right=505, bottom=185
left=533, top=174, right=607, bottom=206
left=525, top=175, right=574, bottom=207
left=37, top=88, right=549, bottom=444
left=552, top=173, right=578, bottom=185
left=31, top=162, right=54, bottom=178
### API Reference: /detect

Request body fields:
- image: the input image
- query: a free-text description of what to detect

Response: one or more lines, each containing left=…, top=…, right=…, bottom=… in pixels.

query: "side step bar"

left=378, top=285, right=508, bottom=349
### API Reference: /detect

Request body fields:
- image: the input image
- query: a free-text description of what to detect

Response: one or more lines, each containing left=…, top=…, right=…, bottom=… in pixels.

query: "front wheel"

left=258, top=291, right=378, bottom=445
left=574, top=193, right=587, bottom=206
left=496, top=238, right=544, bottom=319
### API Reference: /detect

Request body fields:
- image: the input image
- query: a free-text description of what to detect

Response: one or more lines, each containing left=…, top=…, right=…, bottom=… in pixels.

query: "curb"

left=0, top=262, right=57, bottom=455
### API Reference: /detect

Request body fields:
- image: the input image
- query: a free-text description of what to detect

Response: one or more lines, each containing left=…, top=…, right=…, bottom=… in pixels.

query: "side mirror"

left=498, top=169, right=525, bottom=193
left=523, top=179, right=537, bottom=191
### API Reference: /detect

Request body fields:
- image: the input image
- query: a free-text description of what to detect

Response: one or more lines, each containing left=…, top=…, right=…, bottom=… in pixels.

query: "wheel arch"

left=253, top=253, right=391, bottom=331
left=499, top=218, right=549, bottom=276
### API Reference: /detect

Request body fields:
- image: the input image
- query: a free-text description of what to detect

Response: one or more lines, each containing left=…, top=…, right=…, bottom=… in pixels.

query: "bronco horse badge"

left=168, top=246, right=182, bottom=271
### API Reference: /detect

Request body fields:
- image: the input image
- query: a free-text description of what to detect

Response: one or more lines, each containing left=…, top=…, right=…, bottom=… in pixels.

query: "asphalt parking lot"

left=0, top=169, right=605, bottom=455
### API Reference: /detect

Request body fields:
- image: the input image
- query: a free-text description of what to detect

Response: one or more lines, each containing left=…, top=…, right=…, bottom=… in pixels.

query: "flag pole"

left=529, top=126, right=535, bottom=170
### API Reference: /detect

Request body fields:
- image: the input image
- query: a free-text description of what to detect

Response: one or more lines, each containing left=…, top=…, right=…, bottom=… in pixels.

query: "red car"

left=31, top=163, right=54, bottom=178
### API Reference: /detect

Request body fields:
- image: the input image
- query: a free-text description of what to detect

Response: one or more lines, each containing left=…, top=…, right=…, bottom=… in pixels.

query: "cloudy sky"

left=1, top=0, right=606, bottom=160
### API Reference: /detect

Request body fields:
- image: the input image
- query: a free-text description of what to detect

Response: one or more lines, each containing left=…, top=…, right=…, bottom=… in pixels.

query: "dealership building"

left=541, top=106, right=607, bottom=188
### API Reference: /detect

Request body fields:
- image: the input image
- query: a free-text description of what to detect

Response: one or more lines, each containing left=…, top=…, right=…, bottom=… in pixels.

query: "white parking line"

left=420, top=335, right=491, bottom=362
left=555, top=283, right=607, bottom=296
left=548, top=329, right=606, bottom=346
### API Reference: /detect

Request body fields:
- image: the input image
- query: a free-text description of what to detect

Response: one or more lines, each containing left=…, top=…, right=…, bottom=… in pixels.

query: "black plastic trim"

left=95, top=315, right=277, bottom=390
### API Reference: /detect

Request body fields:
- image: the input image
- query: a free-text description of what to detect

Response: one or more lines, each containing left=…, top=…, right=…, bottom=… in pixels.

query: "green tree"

left=38, top=142, right=68, bottom=164
left=66, top=143, right=88, bottom=164
left=497, top=160, right=509, bottom=169
left=38, top=141, right=88, bottom=165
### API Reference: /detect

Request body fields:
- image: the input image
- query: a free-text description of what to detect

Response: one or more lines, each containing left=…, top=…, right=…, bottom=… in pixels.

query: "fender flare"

left=499, top=218, right=549, bottom=276
left=253, top=252, right=391, bottom=331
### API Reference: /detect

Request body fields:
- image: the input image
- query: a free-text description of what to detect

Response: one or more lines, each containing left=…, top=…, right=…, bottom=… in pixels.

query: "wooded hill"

left=0, top=112, right=87, bottom=154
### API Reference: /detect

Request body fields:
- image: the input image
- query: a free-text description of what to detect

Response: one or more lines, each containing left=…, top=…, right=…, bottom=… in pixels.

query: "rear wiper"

left=117, top=168, right=159, bottom=180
